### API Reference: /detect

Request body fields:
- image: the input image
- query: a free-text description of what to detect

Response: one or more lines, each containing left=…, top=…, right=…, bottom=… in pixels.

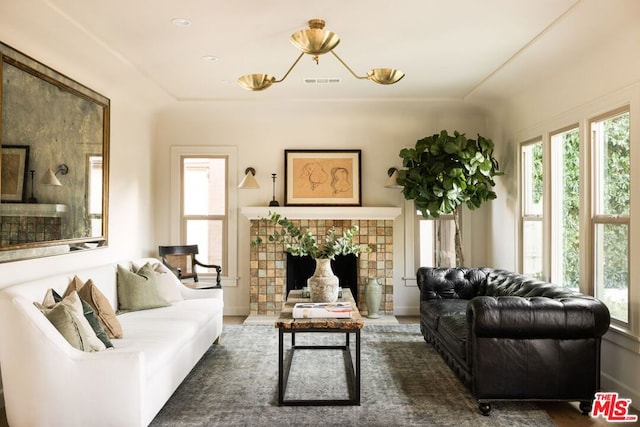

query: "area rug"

left=150, top=324, right=554, bottom=426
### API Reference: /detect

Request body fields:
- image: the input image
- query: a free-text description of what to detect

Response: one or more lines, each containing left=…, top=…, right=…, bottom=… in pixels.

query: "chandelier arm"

left=274, top=52, right=306, bottom=83
left=330, top=51, right=368, bottom=80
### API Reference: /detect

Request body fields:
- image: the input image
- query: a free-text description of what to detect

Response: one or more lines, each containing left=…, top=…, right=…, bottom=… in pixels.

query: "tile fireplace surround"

left=242, top=207, right=402, bottom=316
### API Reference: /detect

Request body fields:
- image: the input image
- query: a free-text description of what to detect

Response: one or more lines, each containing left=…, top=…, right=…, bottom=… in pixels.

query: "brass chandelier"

left=237, top=19, right=405, bottom=91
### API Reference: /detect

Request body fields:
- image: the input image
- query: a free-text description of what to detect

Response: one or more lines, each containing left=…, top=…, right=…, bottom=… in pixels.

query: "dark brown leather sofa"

left=417, top=267, right=610, bottom=415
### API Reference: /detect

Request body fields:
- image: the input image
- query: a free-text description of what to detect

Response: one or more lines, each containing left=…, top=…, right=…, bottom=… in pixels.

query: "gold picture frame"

left=1, top=145, right=29, bottom=202
left=284, top=149, right=361, bottom=206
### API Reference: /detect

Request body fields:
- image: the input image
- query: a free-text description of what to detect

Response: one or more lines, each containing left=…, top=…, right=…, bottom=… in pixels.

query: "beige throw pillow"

left=67, top=276, right=123, bottom=339
left=61, top=278, right=113, bottom=348
left=35, top=302, right=88, bottom=351
left=38, top=289, right=106, bottom=352
left=117, top=263, right=170, bottom=312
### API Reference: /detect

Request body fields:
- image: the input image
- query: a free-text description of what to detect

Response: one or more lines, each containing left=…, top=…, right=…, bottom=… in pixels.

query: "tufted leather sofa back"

left=416, top=267, right=491, bottom=300
left=417, top=267, right=583, bottom=301
left=486, top=269, right=581, bottom=298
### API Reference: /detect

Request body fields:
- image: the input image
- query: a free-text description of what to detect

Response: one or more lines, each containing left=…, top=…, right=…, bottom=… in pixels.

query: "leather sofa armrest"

left=467, top=295, right=610, bottom=339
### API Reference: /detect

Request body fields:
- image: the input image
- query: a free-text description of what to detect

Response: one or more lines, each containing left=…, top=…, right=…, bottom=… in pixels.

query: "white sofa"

left=0, top=257, right=223, bottom=427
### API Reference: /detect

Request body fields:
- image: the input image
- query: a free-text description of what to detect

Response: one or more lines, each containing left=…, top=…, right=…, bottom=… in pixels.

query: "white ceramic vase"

left=308, top=258, right=339, bottom=303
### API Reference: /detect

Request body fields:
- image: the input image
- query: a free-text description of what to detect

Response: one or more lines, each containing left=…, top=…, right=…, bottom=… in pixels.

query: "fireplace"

left=244, top=206, right=401, bottom=316
left=286, top=253, right=358, bottom=304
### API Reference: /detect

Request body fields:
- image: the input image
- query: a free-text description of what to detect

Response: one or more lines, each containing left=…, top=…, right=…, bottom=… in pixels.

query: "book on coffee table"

left=292, top=302, right=353, bottom=319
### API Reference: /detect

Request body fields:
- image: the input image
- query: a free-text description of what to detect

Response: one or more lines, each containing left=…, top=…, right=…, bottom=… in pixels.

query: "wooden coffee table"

left=275, top=289, right=364, bottom=406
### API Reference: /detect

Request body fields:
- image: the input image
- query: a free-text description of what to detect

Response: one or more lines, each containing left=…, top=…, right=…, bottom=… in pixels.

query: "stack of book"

left=292, top=302, right=353, bottom=319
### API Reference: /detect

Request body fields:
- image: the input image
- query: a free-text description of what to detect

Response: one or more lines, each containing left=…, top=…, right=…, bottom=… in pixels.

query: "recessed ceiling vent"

left=303, top=77, right=341, bottom=85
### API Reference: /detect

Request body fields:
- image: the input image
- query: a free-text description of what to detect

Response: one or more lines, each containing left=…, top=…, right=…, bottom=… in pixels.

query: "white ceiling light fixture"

left=237, top=18, right=405, bottom=91
left=171, top=18, right=192, bottom=27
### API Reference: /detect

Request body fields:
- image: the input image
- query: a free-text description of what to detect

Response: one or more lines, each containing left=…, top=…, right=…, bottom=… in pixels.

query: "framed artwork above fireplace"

left=284, top=149, right=361, bottom=206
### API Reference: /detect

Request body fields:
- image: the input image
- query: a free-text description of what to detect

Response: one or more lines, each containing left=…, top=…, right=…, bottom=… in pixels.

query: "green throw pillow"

left=117, top=263, right=170, bottom=312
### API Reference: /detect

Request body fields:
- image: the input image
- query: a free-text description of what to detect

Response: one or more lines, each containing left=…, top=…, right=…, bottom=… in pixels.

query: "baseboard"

left=223, top=306, right=250, bottom=316
left=392, top=305, right=419, bottom=316
left=602, top=371, right=640, bottom=411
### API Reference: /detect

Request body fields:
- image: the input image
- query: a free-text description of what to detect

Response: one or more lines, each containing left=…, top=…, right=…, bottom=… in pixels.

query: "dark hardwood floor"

left=1, top=315, right=636, bottom=427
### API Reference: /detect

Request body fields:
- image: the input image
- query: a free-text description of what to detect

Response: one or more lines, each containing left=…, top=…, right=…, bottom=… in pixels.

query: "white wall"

left=494, top=22, right=640, bottom=410
left=153, top=99, right=495, bottom=315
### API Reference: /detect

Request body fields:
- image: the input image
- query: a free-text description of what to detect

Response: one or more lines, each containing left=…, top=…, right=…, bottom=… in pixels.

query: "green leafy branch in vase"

left=251, top=211, right=370, bottom=259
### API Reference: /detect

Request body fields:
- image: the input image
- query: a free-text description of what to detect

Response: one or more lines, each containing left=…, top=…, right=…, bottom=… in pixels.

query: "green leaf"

left=444, top=141, right=459, bottom=154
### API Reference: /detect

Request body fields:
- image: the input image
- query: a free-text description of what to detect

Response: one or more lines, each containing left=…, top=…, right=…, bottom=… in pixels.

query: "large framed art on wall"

left=284, top=149, right=361, bottom=206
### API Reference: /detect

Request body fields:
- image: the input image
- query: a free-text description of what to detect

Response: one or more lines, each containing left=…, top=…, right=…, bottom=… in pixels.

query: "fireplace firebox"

left=286, top=253, right=358, bottom=304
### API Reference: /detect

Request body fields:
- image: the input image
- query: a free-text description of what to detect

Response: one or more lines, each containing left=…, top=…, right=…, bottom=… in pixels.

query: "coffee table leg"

left=278, top=328, right=284, bottom=405
left=355, top=329, right=361, bottom=404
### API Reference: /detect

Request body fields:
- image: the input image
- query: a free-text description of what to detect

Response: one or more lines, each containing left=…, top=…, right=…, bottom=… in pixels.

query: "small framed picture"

left=284, top=149, right=361, bottom=206
left=1, top=145, right=30, bottom=202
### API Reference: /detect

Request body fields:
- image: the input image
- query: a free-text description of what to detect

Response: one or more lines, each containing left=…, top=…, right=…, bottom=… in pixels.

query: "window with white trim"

left=418, top=214, right=456, bottom=268
left=87, top=155, right=103, bottom=237
left=518, top=107, right=632, bottom=331
left=550, top=126, right=580, bottom=288
left=520, top=139, right=543, bottom=278
left=590, top=109, right=630, bottom=325
left=170, top=146, right=238, bottom=287
left=181, top=156, right=227, bottom=272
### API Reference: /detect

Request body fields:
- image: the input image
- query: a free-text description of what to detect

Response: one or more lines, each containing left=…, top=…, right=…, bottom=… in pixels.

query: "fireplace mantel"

left=241, top=206, right=402, bottom=220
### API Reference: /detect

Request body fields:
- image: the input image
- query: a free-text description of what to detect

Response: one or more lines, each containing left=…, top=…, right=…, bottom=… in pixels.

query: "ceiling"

left=4, top=0, right=640, bottom=102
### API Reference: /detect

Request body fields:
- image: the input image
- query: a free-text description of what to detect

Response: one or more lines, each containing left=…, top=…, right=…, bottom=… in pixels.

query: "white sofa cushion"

left=116, top=297, right=223, bottom=380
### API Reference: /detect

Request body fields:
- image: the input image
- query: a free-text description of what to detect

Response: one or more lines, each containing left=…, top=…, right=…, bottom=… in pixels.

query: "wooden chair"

left=158, top=245, right=221, bottom=288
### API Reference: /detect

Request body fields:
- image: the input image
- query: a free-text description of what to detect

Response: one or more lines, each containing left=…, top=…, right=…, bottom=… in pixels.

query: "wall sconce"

left=41, top=164, right=69, bottom=186
left=238, top=167, right=260, bottom=189
left=384, top=167, right=402, bottom=188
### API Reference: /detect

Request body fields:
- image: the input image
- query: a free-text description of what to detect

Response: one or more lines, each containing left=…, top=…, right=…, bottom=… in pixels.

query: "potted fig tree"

left=396, top=130, right=503, bottom=266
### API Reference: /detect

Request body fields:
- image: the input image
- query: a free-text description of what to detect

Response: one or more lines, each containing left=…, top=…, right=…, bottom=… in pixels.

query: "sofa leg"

left=478, top=402, right=491, bottom=416
left=579, top=400, right=592, bottom=416
left=214, top=336, right=221, bottom=345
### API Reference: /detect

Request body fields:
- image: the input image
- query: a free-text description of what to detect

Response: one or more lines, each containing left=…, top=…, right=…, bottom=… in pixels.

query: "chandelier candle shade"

left=237, top=19, right=404, bottom=91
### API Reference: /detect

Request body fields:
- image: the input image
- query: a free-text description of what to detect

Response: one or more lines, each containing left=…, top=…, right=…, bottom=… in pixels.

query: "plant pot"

left=308, top=258, right=339, bottom=303
left=365, top=277, right=382, bottom=318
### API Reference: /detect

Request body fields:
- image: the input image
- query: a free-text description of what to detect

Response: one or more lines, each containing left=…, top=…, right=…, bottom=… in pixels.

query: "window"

left=591, top=110, right=630, bottom=325
left=520, top=140, right=543, bottom=278
left=418, top=214, right=456, bottom=268
left=170, top=146, right=238, bottom=287
left=519, top=107, right=632, bottom=329
left=550, top=127, right=580, bottom=288
left=181, top=156, right=227, bottom=273
left=87, top=155, right=102, bottom=237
